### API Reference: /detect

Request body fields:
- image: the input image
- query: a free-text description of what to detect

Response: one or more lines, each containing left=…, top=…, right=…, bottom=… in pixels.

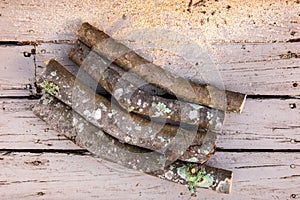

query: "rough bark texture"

left=39, top=60, right=217, bottom=163
left=33, top=94, right=232, bottom=194
left=77, top=22, right=247, bottom=113
left=69, top=40, right=225, bottom=131
left=33, top=94, right=170, bottom=171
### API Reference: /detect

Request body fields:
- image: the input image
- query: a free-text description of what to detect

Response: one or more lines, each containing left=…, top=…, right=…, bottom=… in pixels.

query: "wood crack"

left=287, top=38, right=300, bottom=43
left=0, top=40, right=74, bottom=46
left=246, top=95, right=300, bottom=100
left=0, top=149, right=89, bottom=155
left=235, top=164, right=285, bottom=169
left=216, top=148, right=300, bottom=153
left=280, top=175, right=300, bottom=179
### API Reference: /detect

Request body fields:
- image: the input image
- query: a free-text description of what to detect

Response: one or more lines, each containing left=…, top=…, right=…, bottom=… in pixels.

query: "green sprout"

left=177, top=164, right=214, bottom=195
left=41, top=80, right=60, bottom=96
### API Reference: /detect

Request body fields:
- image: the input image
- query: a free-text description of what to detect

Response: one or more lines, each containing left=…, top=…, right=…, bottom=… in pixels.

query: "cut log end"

left=226, top=91, right=247, bottom=113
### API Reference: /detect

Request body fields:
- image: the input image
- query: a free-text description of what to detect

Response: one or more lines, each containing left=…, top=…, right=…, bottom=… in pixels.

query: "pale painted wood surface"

left=1, top=0, right=300, bottom=42
left=0, top=0, right=299, bottom=199
left=0, top=152, right=299, bottom=200
left=0, top=99, right=299, bottom=150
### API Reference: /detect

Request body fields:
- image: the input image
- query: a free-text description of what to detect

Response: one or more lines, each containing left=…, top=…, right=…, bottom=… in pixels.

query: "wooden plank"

left=219, top=98, right=300, bottom=149
left=0, top=0, right=300, bottom=42
left=1, top=41, right=299, bottom=97
left=0, top=45, right=35, bottom=90
left=211, top=42, right=300, bottom=96
left=0, top=89, right=31, bottom=97
left=0, top=99, right=81, bottom=150
left=0, top=97, right=299, bottom=150
left=34, top=41, right=300, bottom=96
left=116, top=42, right=300, bottom=96
left=0, top=151, right=298, bottom=199
left=1, top=1, right=300, bottom=96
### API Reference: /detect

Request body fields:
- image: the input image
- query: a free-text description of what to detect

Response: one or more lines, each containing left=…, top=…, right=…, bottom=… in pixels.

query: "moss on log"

left=33, top=94, right=232, bottom=194
left=39, top=60, right=218, bottom=163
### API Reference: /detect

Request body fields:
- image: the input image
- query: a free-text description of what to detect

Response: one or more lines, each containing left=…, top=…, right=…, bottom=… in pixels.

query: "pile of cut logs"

left=33, top=23, right=246, bottom=196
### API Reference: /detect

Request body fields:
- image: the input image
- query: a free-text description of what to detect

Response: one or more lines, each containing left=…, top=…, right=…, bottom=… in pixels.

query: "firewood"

left=68, top=40, right=225, bottom=132
left=77, top=22, right=247, bottom=113
left=33, top=94, right=232, bottom=194
left=39, top=60, right=217, bottom=163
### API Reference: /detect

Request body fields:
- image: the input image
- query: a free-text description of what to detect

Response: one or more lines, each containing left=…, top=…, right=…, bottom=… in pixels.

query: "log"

left=33, top=94, right=232, bottom=194
left=33, top=94, right=168, bottom=171
left=77, top=22, right=247, bottom=113
left=68, top=40, right=225, bottom=132
left=39, top=60, right=217, bottom=163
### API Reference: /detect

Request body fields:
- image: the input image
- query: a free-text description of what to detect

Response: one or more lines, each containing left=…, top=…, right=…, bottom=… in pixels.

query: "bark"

left=33, top=94, right=168, bottom=170
left=39, top=60, right=217, bottom=163
left=33, top=94, right=232, bottom=194
left=68, top=40, right=225, bottom=132
left=77, top=22, right=247, bottom=113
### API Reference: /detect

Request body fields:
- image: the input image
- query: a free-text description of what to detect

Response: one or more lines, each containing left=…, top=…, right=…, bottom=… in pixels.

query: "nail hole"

left=290, top=164, right=296, bottom=169
left=290, top=30, right=296, bottom=36
left=25, top=84, right=32, bottom=90
left=36, top=191, right=45, bottom=196
left=289, top=103, right=296, bottom=109
left=31, top=49, right=36, bottom=55
left=41, top=49, right=46, bottom=54
left=290, top=194, right=296, bottom=198
left=290, top=139, right=297, bottom=144
left=23, top=52, right=31, bottom=57
left=293, top=82, right=298, bottom=87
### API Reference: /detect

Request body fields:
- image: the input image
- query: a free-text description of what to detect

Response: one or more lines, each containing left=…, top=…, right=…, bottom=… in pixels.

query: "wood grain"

left=1, top=42, right=299, bottom=97
left=0, top=0, right=299, bottom=198
left=0, top=99, right=81, bottom=150
left=35, top=42, right=300, bottom=96
left=0, top=152, right=298, bottom=200
left=220, top=98, right=300, bottom=149
left=1, top=0, right=300, bottom=42
left=1, top=1, right=300, bottom=96
left=0, top=98, right=299, bottom=150
left=0, top=45, right=35, bottom=91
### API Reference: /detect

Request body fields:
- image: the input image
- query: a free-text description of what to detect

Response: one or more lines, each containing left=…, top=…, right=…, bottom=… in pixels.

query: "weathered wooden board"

left=1, top=42, right=299, bottom=97
left=0, top=0, right=299, bottom=198
left=0, top=0, right=300, bottom=95
left=0, top=99, right=81, bottom=150
left=0, top=98, right=299, bottom=150
left=1, top=0, right=300, bottom=42
left=0, top=152, right=298, bottom=200
left=0, top=45, right=35, bottom=95
left=220, top=98, right=300, bottom=149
